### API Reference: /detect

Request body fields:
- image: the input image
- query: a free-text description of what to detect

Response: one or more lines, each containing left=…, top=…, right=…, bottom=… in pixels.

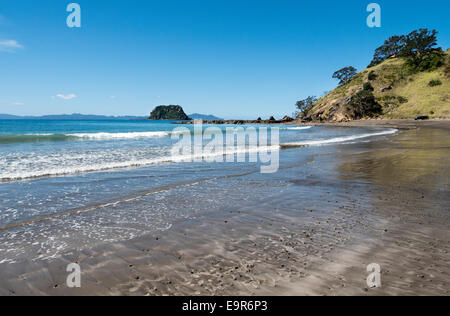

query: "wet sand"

left=304, top=118, right=450, bottom=130
left=1, top=121, right=449, bottom=296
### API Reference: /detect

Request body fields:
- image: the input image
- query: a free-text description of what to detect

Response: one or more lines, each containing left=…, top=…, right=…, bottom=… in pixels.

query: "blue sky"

left=0, top=0, right=449, bottom=119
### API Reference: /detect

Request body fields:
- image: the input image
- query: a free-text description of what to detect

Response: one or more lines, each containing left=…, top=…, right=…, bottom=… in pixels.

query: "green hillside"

left=303, top=49, right=450, bottom=121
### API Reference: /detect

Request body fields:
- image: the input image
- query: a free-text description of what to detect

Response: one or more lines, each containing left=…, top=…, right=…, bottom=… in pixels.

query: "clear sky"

left=1, top=0, right=449, bottom=119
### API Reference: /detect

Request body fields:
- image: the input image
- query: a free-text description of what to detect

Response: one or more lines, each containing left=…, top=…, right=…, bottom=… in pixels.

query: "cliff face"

left=149, top=105, right=191, bottom=120
left=304, top=50, right=450, bottom=122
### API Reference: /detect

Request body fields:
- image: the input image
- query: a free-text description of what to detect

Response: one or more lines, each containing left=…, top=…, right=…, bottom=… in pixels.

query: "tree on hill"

left=296, top=96, right=317, bottom=113
left=295, top=96, right=317, bottom=117
left=400, top=29, right=444, bottom=70
left=332, top=67, right=357, bottom=86
left=401, top=29, right=438, bottom=59
left=368, top=29, right=442, bottom=70
left=368, top=35, right=406, bottom=67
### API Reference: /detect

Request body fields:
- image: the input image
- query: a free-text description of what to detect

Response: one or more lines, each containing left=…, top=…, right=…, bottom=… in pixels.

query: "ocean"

left=0, top=119, right=397, bottom=263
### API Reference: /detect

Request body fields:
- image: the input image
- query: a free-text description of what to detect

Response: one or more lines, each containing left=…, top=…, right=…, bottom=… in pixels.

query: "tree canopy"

left=368, top=35, right=406, bottom=67
left=295, top=96, right=317, bottom=117
left=332, top=67, right=357, bottom=86
left=368, top=29, right=441, bottom=69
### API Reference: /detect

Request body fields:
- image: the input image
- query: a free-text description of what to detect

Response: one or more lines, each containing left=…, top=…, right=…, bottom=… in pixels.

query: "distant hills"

left=189, top=113, right=223, bottom=121
left=0, top=114, right=22, bottom=120
left=0, top=112, right=223, bottom=121
left=0, top=113, right=147, bottom=120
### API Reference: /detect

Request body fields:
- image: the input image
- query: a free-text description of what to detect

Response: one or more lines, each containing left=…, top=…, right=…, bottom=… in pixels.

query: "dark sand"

left=1, top=120, right=449, bottom=296
left=304, top=118, right=450, bottom=130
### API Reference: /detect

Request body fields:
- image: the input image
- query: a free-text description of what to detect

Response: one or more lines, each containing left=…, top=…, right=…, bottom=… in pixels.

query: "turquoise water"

left=0, top=120, right=178, bottom=144
left=0, top=119, right=397, bottom=263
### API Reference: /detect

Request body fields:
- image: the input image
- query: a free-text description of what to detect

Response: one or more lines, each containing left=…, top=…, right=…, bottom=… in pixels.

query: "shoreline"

left=173, top=118, right=295, bottom=125
left=300, top=118, right=450, bottom=130
left=174, top=118, right=450, bottom=130
left=1, top=121, right=449, bottom=296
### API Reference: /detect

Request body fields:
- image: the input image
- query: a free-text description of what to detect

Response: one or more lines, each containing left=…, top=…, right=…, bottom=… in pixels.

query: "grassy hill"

left=304, top=49, right=450, bottom=121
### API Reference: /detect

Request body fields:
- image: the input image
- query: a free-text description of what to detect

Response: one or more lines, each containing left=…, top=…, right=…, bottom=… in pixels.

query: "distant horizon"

left=1, top=0, right=449, bottom=118
left=0, top=112, right=233, bottom=120
left=0, top=109, right=277, bottom=121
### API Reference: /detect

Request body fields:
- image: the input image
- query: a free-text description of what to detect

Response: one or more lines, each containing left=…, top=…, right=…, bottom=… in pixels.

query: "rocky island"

left=148, top=105, right=191, bottom=120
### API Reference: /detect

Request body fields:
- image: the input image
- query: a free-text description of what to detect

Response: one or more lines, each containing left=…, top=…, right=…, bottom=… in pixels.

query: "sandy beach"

left=1, top=120, right=449, bottom=296
left=303, top=118, right=450, bottom=130
left=2, top=0, right=449, bottom=301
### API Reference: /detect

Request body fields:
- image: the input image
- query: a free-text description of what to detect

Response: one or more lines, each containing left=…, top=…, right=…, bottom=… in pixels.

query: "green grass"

left=307, top=50, right=450, bottom=120
left=385, top=66, right=450, bottom=118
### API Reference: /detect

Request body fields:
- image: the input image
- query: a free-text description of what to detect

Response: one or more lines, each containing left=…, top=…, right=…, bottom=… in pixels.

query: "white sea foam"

left=5, top=127, right=310, bottom=143
left=284, top=129, right=398, bottom=147
left=0, top=129, right=398, bottom=181
left=68, top=131, right=171, bottom=139
left=0, top=145, right=280, bottom=181
left=283, top=126, right=312, bottom=130
left=69, top=128, right=265, bottom=140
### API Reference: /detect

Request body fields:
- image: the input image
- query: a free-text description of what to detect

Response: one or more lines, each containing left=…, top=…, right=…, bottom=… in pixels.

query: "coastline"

left=1, top=121, right=449, bottom=296
left=300, top=118, right=450, bottom=130
left=174, top=118, right=450, bottom=130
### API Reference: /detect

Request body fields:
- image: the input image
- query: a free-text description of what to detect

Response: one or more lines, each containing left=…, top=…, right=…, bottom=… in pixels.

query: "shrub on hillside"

left=397, top=96, right=409, bottom=104
left=368, top=71, right=378, bottom=81
left=346, top=90, right=382, bottom=119
left=363, top=82, right=374, bottom=91
left=406, top=49, right=445, bottom=72
left=428, top=79, right=442, bottom=87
